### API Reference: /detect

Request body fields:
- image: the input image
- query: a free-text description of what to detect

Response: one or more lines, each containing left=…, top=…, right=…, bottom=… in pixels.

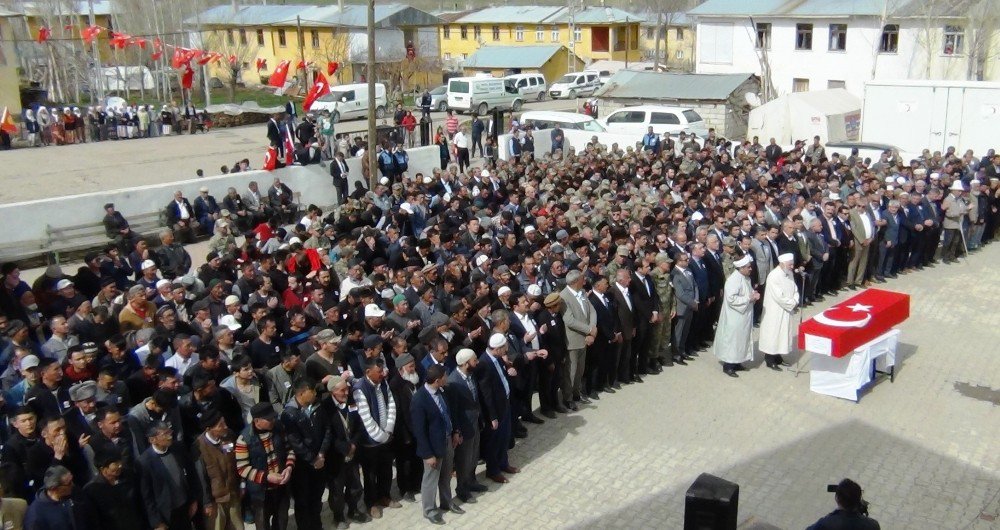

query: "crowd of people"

left=0, top=105, right=998, bottom=529
left=18, top=102, right=211, bottom=148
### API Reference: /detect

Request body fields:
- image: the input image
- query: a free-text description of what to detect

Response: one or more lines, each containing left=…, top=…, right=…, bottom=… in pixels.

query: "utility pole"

left=625, top=17, right=630, bottom=69
left=86, top=0, right=103, bottom=102
left=297, top=16, right=308, bottom=87
left=568, top=0, right=576, bottom=72
left=366, top=0, right=377, bottom=190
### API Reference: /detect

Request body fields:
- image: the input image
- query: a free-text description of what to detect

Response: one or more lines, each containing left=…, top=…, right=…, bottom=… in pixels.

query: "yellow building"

left=0, top=10, right=21, bottom=114
left=639, top=13, right=695, bottom=72
left=438, top=5, right=643, bottom=74
left=191, top=3, right=443, bottom=94
left=461, top=44, right=584, bottom=83
left=15, top=1, right=117, bottom=63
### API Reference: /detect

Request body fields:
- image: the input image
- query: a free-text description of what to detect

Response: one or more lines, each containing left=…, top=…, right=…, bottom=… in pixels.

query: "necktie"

left=493, top=356, right=509, bottom=396
left=465, top=374, right=477, bottom=401
left=433, top=391, right=452, bottom=435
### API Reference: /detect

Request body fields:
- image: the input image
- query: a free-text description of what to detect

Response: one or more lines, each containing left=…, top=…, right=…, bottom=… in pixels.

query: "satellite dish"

left=744, top=92, right=762, bottom=108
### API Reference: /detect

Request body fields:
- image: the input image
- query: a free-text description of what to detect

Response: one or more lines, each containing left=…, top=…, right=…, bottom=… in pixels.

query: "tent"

left=747, top=89, right=861, bottom=147
left=100, top=66, right=155, bottom=91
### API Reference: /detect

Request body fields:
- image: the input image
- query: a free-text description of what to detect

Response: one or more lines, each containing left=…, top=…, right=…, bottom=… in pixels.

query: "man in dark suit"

left=446, top=349, right=486, bottom=503
left=879, top=199, right=904, bottom=279
left=765, top=137, right=782, bottom=167
left=323, top=379, right=370, bottom=526
left=687, top=244, right=711, bottom=350
left=165, top=190, right=200, bottom=244
left=474, top=334, right=518, bottom=484
left=804, top=218, right=830, bottom=303
left=63, top=381, right=97, bottom=443
left=587, top=277, right=619, bottom=395
left=280, top=378, right=331, bottom=530
left=536, top=294, right=568, bottom=417
left=630, top=259, right=661, bottom=378
left=137, top=421, right=201, bottom=530
left=609, top=269, right=636, bottom=386
left=670, top=253, right=698, bottom=362
left=267, top=114, right=283, bottom=156
left=411, top=364, right=463, bottom=524
left=330, top=151, right=351, bottom=205
left=388, top=354, right=422, bottom=503
left=702, top=238, right=727, bottom=341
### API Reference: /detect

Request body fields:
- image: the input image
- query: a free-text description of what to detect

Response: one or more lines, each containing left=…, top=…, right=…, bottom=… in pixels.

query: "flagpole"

left=87, top=0, right=104, bottom=102
left=366, top=0, right=377, bottom=191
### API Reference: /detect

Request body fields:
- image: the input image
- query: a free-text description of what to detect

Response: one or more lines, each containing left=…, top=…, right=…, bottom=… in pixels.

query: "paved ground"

left=0, top=98, right=577, bottom=204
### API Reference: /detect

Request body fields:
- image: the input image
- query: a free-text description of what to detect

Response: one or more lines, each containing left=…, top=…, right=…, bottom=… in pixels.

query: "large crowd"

left=0, top=107, right=998, bottom=529
left=16, top=102, right=211, bottom=148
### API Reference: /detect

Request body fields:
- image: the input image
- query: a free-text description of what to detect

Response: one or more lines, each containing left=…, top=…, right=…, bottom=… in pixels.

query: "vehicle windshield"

left=577, top=119, right=606, bottom=132
left=556, top=75, right=577, bottom=84
left=430, top=86, right=446, bottom=95
left=449, top=80, right=470, bottom=93
left=319, top=91, right=347, bottom=102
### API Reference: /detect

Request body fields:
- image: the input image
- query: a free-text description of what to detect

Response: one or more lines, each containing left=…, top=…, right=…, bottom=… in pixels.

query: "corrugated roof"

left=189, top=3, right=439, bottom=28
left=0, top=8, right=19, bottom=17
left=17, top=1, right=116, bottom=17
left=688, top=0, right=916, bottom=17
left=594, top=70, right=756, bottom=101
left=550, top=6, right=646, bottom=24
left=640, top=12, right=691, bottom=26
left=463, top=44, right=566, bottom=69
left=454, top=6, right=564, bottom=24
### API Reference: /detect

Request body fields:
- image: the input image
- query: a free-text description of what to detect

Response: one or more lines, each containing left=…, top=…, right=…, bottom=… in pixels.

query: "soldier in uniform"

left=721, top=236, right=738, bottom=279
left=605, top=246, right=629, bottom=282
left=649, top=253, right=676, bottom=369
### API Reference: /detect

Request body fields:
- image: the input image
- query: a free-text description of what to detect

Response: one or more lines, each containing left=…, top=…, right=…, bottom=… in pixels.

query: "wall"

left=0, top=18, right=20, bottom=114
left=639, top=23, right=695, bottom=70
left=440, top=22, right=642, bottom=66
left=0, top=144, right=441, bottom=249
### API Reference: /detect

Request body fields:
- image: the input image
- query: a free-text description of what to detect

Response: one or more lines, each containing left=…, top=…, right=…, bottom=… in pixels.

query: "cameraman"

left=808, top=479, right=881, bottom=530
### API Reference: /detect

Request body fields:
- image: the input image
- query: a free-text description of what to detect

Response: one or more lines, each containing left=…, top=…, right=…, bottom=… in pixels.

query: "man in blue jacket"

left=411, top=364, right=464, bottom=525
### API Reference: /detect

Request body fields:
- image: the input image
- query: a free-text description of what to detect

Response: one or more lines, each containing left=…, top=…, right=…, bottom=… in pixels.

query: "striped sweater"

left=235, top=430, right=296, bottom=486
left=352, top=377, right=397, bottom=446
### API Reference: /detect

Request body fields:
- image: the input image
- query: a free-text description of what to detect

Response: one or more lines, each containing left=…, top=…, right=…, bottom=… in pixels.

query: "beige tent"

left=747, top=89, right=861, bottom=147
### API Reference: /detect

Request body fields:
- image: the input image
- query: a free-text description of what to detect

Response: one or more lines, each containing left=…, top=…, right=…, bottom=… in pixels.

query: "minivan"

left=504, top=73, right=548, bottom=101
left=547, top=72, right=600, bottom=100
left=447, top=76, right=523, bottom=115
left=520, top=111, right=606, bottom=132
left=310, top=83, right=387, bottom=123
left=599, top=105, right=709, bottom=137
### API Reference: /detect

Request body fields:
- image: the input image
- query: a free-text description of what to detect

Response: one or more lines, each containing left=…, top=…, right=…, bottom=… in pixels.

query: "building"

left=638, top=12, right=695, bottom=71
left=0, top=9, right=20, bottom=114
left=461, top=44, right=584, bottom=82
left=688, top=0, right=1000, bottom=99
left=8, top=1, right=118, bottom=64
left=594, top=70, right=759, bottom=138
left=438, top=5, right=644, bottom=75
left=190, top=3, right=442, bottom=92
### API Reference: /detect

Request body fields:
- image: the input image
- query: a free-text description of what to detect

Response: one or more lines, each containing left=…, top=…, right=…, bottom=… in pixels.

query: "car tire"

left=437, top=102, right=447, bottom=112
left=477, top=102, right=488, bottom=116
left=568, top=89, right=577, bottom=100
left=375, top=106, right=386, bottom=119
left=512, top=99, right=522, bottom=112
left=537, top=91, right=546, bottom=101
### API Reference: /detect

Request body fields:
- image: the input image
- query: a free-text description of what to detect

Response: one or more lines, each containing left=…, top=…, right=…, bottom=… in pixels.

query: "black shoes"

left=522, top=414, right=545, bottom=424
left=673, top=356, right=688, bottom=366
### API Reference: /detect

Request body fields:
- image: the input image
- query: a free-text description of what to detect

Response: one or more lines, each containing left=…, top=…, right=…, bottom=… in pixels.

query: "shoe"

left=603, top=386, right=616, bottom=394
left=661, top=360, right=674, bottom=367
left=488, top=474, right=509, bottom=484
left=445, top=504, right=466, bottom=514
left=578, top=396, right=593, bottom=404
left=611, top=383, right=622, bottom=390
left=687, top=351, right=699, bottom=357
left=814, top=295, right=826, bottom=302
left=648, top=365, right=662, bottom=374
left=349, top=511, right=372, bottom=523
left=457, top=494, right=477, bottom=504
left=522, top=414, right=545, bottom=424
left=335, top=522, right=350, bottom=529
left=513, top=428, right=527, bottom=439
left=587, top=392, right=600, bottom=401
left=673, top=356, right=688, bottom=366
left=369, top=506, right=383, bottom=519
left=723, top=368, right=738, bottom=378
left=470, top=483, right=489, bottom=492
left=502, top=465, right=521, bottom=474
left=566, top=401, right=579, bottom=411
left=425, top=512, right=446, bottom=525
left=553, top=404, right=569, bottom=414
left=402, top=491, right=416, bottom=502
left=735, top=364, right=748, bottom=371
left=383, top=498, right=402, bottom=509
left=541, top=409, right=557, bottom=419
left=768, top=364, right=783, bottom=372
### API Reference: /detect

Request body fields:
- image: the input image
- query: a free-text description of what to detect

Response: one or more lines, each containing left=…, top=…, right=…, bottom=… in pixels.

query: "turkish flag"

left=302, top=72, right=330, bottom=112
left=255, top=58, right=267, bottom=72
left=284, top=128, right=295, bottom=165
left=151, top=38, right=163, bottom=60
left=269, top=60, right=290, bottom=88
left=109, top=32, right=130, bottom=49
left=171, top=48, right=188, bottom=69
left=798, top=288, right=910, bottom=357
left=263, top=145, right=277, bottom=171
left=197, top=53, right=214, bottom=66
left=134, top=38, right=147, bottom=49
left=181, top=65, right=195, bottom=89
left=37, top=27, right=51, bottom=43
left=327, top=61, right=339, bottom=76
left=82, top=25, right=102, bottom=44
left=296, top=60, right=307, bottom=71
left=229, top=54, right=238, bottom=66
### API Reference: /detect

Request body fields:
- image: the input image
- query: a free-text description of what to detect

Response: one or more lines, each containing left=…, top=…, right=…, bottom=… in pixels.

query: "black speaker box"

left=684, top=472, right=739, bottom=530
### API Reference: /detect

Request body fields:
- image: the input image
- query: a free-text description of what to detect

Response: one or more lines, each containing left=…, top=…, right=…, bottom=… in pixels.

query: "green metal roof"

left=594, top=71, right=756, bottom=101
left=189, top=3, right=440, bottom=28
left=463, top=44, right=566, bottom=69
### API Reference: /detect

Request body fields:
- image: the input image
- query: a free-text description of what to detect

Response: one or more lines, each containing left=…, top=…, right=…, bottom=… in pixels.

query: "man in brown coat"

left=194, top=410, right=244, bottom=530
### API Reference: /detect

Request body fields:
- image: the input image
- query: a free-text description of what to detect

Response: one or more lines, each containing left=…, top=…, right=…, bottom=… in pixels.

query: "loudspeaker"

left=684, top=473, right=739, bottom=530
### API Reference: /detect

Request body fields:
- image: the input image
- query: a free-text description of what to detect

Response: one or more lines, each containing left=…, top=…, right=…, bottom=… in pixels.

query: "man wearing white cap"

left=474, top=334, right=518, bottom=483
left=713, top=255, right=759, bottom=377
left=940, top=180, right=968, bottom=263
left=758, top=253, right=799, bottom=370
left=447, top=348, right=486, bottom=502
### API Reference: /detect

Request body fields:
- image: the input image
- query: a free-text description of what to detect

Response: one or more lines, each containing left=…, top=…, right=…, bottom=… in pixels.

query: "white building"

left=688, top=0, right=1000, bottom=98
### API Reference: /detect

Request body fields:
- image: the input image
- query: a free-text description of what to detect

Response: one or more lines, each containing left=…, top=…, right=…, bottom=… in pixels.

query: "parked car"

left=585, top=69, right=613, bottom=85
left=547, top=72, right=601, bottom=100
left=503, top=73, right=548, bottom=101
left=599, top=105, right=709, bottom=137
left=520, top=110, right=606, bottom=132
left=428, top=85, right=448, bottom=112
left=823, top=141, right=919, bottom=165
left=310, top=83, right=387, bottom=123
left=447, top=76, right=523, bottom=115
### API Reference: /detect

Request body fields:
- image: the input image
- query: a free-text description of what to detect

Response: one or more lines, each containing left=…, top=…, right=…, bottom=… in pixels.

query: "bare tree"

left=964, top=0, right=1000, bottom=80
left=203, top=30, right=260, bottom=102
left=641, top=0, right=693, bottom=70
left=868, top=0, right=905, bottom=81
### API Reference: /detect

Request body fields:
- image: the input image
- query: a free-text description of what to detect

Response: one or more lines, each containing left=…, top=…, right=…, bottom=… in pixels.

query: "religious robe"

left=712, top=271, right=755, bottom=364
left=758, top=266, right=799, bottom=355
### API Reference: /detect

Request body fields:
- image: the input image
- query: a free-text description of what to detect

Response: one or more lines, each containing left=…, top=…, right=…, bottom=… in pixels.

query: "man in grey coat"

left=558, top=270, right=596, bottom=409
left=670, top=253, right=698, bottom=360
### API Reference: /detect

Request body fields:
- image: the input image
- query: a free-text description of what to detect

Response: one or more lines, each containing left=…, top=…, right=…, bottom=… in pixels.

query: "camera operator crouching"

left=807, top=479, right=881, bottom=530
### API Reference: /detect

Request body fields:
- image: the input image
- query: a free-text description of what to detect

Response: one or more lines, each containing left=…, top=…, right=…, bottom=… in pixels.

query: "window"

left=443, top=26, right=450, bottom=39
left=828, top=80, right=846, bottom=89
left=444, top=52, right=452, bottom=60
left=682, top=110, right=703, bottom=123
left=256, top=29, right=264, bottom=46
left=474, top=25, right=481, bottom=40
left=460, top=25, right=468, bottom=40
left=650, top=112, right=680, bottom=125
left=606, top=111, right=645, bottom=124
left=829, top=24, right=847, bottom=51
left=310, top=30, right=319, bottom=48
left=277, top=29, right=286, bottom=47
left=226, top=30, right=234, bottom=45
left=676, top=28, right=684, bottom=40
left=879, top=24, right=899, bottom=53
left=943, top=25, right=964, bottom=55
left=574, top=27, right=582, bottom=42
left=646, top=27, right=654, bottom=40
left=755, top=23, right=771, bottom=49
left=675, top=50, right=684, bottom=59
left=552, top=26, right=559, bottom=42
left=239, top=29, right=247, bottom=45
left=795, top=24, right=813, bottom=50
left=515, top=25, right=524, bottom=42
left=793, top=78, right=810, bottom=92
left=536, top=26, right=544, bottom=42
left=492, top=25, right=500, bottom=40
left=700, top=22, right=734, bottom=64
left=462, top=53, right=468, bottom=60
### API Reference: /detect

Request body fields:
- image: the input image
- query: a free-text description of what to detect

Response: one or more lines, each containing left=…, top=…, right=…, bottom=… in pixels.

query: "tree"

left=203, top=30, right=260, bottom=102
left=964, top=0, right=1000, bottom=80
left=641, top=0, right=695, bottom=71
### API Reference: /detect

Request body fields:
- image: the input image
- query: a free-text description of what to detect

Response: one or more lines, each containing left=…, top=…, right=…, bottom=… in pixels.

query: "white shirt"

left=176, top=200, right=190, bottom=219
left=566, top=287, right=588, bottom=314
left=165, top=352, right=199, bottom=377
left=615, top=283, right=633, bottom=311
left=858, top=211, right=874, bottom=239
left=454, top=131, right=469, bottom=149
left=515, top=311, right=539, bottom=350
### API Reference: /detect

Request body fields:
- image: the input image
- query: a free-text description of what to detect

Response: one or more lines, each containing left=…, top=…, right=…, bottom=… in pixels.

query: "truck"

left=861, top=80, right=1000, bottom=157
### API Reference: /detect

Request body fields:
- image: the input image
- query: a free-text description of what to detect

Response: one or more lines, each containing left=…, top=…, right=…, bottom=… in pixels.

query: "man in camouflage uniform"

left=605, top=246, right=629, bottom=282
left=721, top=236, right=738, bottom=279
left=650, top=252, right=676, bottom=368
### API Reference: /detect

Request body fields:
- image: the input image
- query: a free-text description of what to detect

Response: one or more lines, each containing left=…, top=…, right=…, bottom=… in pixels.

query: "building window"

left=462, top=53, right=468, bottom=60
left=474, top=25, right=481, bottom=40
left=646, top=27, right=653, bottom=39
left=795, top=24, right=812, bottom=50
left=943, top=25, right=964, bottom=55
left=444, top=52, right=452, bottom=60
left=277, top=29, right=286, bottom=47
left=676, top=28, right=684, bottom=40
left=460, top=25, right=468, bottom=40
left=829, top=24, right=847, bottom=51
left=828, top=80, right=846, bottom=89
left=310, top=30, right=319, bottom=48
left=443, top=26, right=450, bottom=39
left=492, top=25, right=500, bottom=40
left=536, top=26, right=544, bottom=42
left=879, top=24, right=899, bottom=53
left=238, top=29, right=247, bottom=45
left=552, top=26, right=559, bottom=41
left=256, top=29, right=264, bottom=46
left=515, top=26, right=524, bottom=42
left=793, top=78, right=810, bottom=92
left=226, top=30, right=234, bottom=45
left=755, top=23, right=771, bottom=49
left=676, top=50, right=684, bottom=59
left=573, top=27, right=582, bottom=42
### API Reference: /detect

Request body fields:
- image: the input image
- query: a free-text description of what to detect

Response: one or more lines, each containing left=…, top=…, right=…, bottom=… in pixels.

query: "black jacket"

left=280, top=398, right=331, bottom=465
left=137, top=445, right=201, bottom=529
left=473, top=353, right=509, bottom=425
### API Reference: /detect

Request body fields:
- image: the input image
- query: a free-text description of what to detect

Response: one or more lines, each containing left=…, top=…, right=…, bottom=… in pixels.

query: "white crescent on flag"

left=812, top=303, right=873, bottom=328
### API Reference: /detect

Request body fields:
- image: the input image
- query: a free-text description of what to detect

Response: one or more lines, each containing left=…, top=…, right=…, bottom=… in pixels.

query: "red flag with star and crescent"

left=37, top=27, right=51, bottom=43
left=263, top=145, right=277, bottom=171
left=81, top=25, right=102, bottom=44
left=798, top=288, right=910, bottom=357
left=302, top=72, right=330, bottom=112
left=283, top=128, right=295, bottom=165
left=268, top=60, right=290, bottom=88
left=181, top=65, right=195, bottom=89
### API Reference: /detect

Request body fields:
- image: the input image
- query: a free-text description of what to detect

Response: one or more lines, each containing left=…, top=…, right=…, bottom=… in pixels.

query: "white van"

left=520, top=111, right=606, bottom=132
left=599, top=105, right=709, bottom=137
left=447, top=76, right=523, bottom=115
left=547, top=71, right=600, bottom=100
left=310, top=83, right=387, bottom=123
left=504, top=73, right=547, bottom=101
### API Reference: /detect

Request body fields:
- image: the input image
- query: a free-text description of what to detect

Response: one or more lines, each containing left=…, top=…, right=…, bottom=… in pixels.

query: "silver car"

left=429, top=85, right=447, bottom=112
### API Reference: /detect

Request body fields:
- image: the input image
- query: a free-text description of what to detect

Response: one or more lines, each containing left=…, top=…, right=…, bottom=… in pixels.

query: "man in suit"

left=879, top=199, right=904, bottom=279
left=587, top=276, right=619, bottom=395
left=610, top=269, right=637, bottom=385
left=62, top=381, right=97, bottom=444
left=351, top=357, right=399, bottom=519
left=280, top=378, right=330, bottom=530
left=749, top=227, right=774, bottom=323
left=323, top=379, right=370, bottom=526
left=411, top=364, right=464, bottom=525
left=687, top=243, right=711, bottom=350
left=818, top=202, right=843, bottom=295
left=847, top=199, right=875, bottom=289
left=267, top=113, right=283, bottom=156
left=165, top=190, right=200, bottom=244
left=804, top=218, right=829, bottom=304
left=558, top=270, right=596, bottom=408
left=388, top=354, right=422, bottom=503
left=630, top=258, right=661, bottom=378
left=446, top=349, right=487, bottom=503
left=670, top=253, right=698, bottom=362
left=765, top=137, right=782, bottom=167
left=474, top=334, right=519, bottom=484
left=330, top=151, right=351, bottom=205
left=137, top=421, right=201, bottom=530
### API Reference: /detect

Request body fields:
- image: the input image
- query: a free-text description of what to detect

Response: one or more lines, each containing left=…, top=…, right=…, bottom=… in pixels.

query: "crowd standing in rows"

left=19, top=102, right=211, bottom=147
left=1, top=108, right=999, bottom=529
